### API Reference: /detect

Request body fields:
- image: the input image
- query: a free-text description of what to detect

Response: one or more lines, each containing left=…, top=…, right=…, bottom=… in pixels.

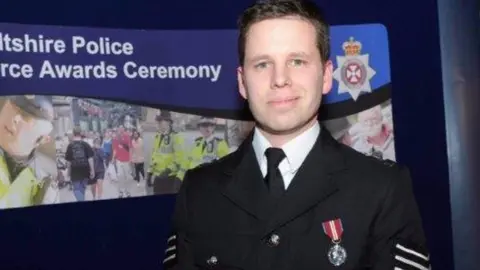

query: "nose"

left=11, top=114, right=22, bottom=132
left=271, top=65, right=291, bottom=89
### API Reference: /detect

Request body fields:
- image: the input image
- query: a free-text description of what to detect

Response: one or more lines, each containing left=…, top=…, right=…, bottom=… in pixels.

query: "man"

left=65, top=127, right=94, bottom=201
left=147, top=111, right=185, bottom=194
left=0, top=95, right=58, bottom=208
left=164, top=0, right=430, bottom=269
left=352, top=105, right=396, bottom=161
left=182, top=117, right=230, bottom=170
left=112, top=126, right=132, bottom=198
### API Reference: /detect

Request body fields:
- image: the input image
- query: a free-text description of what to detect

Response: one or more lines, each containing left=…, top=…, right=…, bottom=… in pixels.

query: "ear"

left=322, top=60, right=333, bottom=95
left=237, top=66, right=248, bottom=100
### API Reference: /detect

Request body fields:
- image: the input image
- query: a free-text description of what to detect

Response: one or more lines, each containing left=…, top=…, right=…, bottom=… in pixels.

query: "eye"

left=254, top=62, right=269, bottom=69
left=289, top=59, right=306, bottom=67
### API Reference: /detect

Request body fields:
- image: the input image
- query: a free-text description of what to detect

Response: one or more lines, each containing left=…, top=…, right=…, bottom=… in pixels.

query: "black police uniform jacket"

left=164, top=127, right=430, bottom=270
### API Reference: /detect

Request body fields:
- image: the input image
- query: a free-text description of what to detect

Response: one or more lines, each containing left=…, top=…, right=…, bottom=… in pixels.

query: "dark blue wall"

left=0, top=1, right=454, bottom=269
left=437, top=0, right=480, bottom=269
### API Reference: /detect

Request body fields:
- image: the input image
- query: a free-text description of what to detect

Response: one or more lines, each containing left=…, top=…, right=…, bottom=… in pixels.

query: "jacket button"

left=206, top=255, right=218, bottom=266
left=267, top=233, right=281, bottom=247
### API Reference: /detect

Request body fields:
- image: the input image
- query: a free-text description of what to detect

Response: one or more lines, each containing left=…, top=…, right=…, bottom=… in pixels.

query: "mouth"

left=268, top=97, right=299, bottom=106
left=4, top=125, right=14, bottom=136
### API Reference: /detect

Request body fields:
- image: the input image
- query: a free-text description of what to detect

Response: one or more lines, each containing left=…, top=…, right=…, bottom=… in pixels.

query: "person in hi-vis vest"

left=0, top=95, right=58, bottom=209
left=147, top=111, right=186, bottom=194
left=183, top=117, right=230, bottom=171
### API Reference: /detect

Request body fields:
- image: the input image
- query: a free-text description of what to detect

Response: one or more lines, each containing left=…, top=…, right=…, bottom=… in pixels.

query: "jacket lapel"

left=220, top=132, right=274, bottom=220
left=263, top=127, right=347, bottom=237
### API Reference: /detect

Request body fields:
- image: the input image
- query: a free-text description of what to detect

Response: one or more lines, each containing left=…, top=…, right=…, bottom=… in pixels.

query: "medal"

left=328, top=243, right=347, bottom=266
left=322, top=219, right=347, bottom=266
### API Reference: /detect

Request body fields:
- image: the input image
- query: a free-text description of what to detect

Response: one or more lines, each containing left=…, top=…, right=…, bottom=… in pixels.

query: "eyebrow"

left=289, top=51, right=310, bottom=58
left=246, top=51, right=312, bottom=64
left=245, top=54, right=270, bottom=64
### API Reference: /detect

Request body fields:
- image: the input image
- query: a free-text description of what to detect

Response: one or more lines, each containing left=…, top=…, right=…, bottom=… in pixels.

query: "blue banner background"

left=328, top=24, right=390, bottom=103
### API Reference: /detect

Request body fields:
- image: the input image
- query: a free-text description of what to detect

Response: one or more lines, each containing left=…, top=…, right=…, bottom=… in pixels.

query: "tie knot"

left=265, top=147, right=286, bottom=169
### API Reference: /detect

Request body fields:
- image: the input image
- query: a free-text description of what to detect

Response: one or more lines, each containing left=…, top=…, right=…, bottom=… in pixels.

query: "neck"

left=258, top=117, right=318, bottom=148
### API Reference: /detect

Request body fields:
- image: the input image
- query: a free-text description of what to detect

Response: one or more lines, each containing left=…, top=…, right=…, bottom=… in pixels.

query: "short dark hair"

left=237, top=0, right=330, bottom=65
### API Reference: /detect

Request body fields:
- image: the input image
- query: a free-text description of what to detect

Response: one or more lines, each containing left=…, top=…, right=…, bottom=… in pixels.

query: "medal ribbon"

left=322, top=219, right=344, bottom=242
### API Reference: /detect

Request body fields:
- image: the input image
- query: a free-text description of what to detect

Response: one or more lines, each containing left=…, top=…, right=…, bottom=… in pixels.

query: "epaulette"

left=381, top=159, right=397, bottom=168
left=193, top=157, right=222, bottom=171
left=366, top=154, right=399, bottom=168
left=31, top=167, right=57, bottom=205
left=196, top=159, right=216, bottom=169
left=32, top=167, right=51, bottom=182
left=213, top=137, right=225, bottom=142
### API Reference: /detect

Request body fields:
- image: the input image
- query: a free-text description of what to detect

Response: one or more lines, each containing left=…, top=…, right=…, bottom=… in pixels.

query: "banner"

left=0, top=23, right=395, bottom=209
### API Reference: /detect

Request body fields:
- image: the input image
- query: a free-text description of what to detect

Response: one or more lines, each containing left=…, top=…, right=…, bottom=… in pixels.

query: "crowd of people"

left=56, top=125, right=146, bottom=201
left=55, top=109, right=235, bottom=201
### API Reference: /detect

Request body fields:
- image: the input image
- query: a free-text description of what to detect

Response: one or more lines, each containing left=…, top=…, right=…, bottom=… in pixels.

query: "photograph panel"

left=54, top=96, right=146, bottom=203
left=0, top=95, right=59, bottom=209
left=51, top=95, right=396, bottom=202
left=142, top=109, right=254, bottom=195
left=323, top=100, right=395, bottom=161
left=52, top=97, right=256, bottom=201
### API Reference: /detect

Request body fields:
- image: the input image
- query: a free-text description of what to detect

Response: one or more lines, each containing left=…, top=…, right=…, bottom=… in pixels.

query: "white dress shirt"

left=252, top=122, right=320, bottom=189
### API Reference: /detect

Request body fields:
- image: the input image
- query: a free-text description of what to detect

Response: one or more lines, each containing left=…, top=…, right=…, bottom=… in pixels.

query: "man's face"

left=237, top=17, right=333, bottom=134
left=199, top=124, right=215, bottom=138
left=358, top=106, right=383, bottom=137
left=158, top=120, right=170, bottom=133
left=0, top=100, right=53, bottom=156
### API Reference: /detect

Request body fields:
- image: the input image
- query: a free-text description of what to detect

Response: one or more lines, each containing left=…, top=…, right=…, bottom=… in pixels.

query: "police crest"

left=333, top=37, right=376, bottom=101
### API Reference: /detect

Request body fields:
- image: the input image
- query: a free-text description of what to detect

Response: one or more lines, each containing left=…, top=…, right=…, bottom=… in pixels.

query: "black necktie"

left=264, top=147, right=286, bottom=199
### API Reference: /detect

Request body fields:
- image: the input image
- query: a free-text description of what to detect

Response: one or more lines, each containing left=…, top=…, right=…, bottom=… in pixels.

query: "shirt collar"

left=252, top=122, right=320, bottom=173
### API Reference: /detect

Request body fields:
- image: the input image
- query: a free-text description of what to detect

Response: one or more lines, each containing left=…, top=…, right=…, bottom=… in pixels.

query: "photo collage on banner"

left=323, top=100, right=395, bottom=161
left=0, top=23, right=394, bottom=209
left=52, top=97, right=254, bottom=203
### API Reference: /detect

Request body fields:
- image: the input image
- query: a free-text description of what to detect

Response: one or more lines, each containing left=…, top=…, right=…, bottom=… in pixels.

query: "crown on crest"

left=342, top=37, right=362, bottom=56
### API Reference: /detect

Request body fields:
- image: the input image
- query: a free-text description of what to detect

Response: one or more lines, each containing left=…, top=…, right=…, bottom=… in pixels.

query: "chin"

left=255, top=108, right=314, bottom=132
left=261, top=120, right=303, bottom=135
